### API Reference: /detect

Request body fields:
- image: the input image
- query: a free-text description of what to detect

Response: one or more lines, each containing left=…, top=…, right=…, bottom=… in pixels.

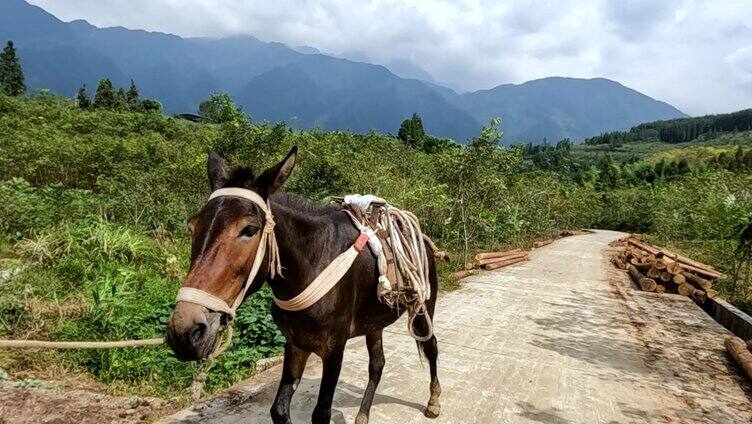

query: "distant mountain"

left=2, top=0, right=687, bottom=144
left=452, top=77, right=687, bottom=144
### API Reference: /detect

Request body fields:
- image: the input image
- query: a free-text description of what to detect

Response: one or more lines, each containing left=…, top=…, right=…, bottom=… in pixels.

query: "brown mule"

left=166, top=147, right=442, bottom=424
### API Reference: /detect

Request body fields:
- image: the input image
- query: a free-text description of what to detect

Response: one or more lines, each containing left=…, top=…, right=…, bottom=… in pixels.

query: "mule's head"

left=166, top=147, right=297, bottom=361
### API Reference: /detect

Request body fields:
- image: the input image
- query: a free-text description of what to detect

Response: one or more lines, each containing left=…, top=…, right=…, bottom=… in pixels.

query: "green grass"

left=1, top=92, right=751, bottom=398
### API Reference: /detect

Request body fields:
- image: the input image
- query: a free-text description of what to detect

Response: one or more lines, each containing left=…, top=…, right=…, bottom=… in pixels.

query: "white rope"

left=342, top=196, right=435, bottom=342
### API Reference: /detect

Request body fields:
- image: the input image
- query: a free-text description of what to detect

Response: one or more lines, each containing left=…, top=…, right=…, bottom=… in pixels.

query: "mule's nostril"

left=189, top=322, right=207, bottom=344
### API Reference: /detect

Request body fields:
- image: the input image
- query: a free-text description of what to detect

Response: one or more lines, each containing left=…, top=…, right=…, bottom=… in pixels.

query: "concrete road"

left=164, top=230, right=752, bottom=423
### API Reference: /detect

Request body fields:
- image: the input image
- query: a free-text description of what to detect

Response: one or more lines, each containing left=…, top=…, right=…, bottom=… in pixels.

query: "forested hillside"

left=586, top=108, right=752, bottom=146
left=1, top=92, right=751, bottom=400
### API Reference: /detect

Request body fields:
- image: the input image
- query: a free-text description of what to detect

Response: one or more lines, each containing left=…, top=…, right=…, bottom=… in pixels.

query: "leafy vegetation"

left=586, top=108, right=752, bottom=146
left=1, top=90, right=751, bottom=400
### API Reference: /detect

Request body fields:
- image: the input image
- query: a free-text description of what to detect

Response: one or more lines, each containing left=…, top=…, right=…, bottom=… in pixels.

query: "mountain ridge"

left=2, top=0, right=687, bottom=143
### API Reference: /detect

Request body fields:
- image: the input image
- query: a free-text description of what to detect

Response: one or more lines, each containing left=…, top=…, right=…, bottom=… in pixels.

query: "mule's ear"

left=207, top=151, right=228, bottom=191
left=252, top=146, right=297, bottom=198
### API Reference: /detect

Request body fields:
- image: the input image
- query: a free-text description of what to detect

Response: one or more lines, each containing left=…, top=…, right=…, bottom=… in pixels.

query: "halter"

left=175, top=188, right=281, bottom=319
left=175, top=188, right=372, bottom=316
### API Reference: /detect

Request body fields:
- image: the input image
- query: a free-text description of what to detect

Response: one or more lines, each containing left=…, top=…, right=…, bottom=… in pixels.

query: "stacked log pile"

left=451, top=249, right=529, bottom=280
left=611, top=236, right=722, bottom=303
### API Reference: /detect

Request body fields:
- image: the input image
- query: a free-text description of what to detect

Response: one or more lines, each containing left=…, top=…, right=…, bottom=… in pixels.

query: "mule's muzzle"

left=166, top=301, right=223, bottom=361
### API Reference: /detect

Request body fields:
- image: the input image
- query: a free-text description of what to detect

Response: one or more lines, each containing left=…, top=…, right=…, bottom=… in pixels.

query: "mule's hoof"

left=424, top=404, right=441, bottom=419
left=354, top=412, right=369, bottom=424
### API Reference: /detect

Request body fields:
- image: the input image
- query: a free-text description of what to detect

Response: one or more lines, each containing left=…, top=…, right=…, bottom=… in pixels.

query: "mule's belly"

left=272, top=298, right=403, bottom=356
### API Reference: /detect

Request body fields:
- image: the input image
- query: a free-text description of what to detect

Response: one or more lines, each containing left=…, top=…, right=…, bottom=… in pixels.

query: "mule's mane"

left=223, top=166, right=340, bottom=217
left=270, top=192, right=341, bottom=217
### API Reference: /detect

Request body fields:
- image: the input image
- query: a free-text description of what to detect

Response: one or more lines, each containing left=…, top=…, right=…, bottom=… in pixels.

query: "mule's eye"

left=239, top=225, right=258, bottom=238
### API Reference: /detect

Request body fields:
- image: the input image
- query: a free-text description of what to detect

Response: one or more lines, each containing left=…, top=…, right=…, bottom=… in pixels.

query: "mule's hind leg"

left=270, top=343, right=310, bottom=424
left=420, top=335, right=441, bottom=418
left=355, top=331, right=385, bottom=424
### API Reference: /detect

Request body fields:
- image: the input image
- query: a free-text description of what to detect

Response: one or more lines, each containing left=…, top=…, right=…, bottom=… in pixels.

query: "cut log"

left=474, top=252, right=528, bottom=268
left=464, top=262, right=475, bottom=270
left=680, top=262, right=723, bottom=280
left=628, top=238, right=723, bottom=278
left=644, top=254, right=657, bottom=264
left=661, top=249, right=717, bottom=272
left=474, top=249, right=523, bottom=261
left=654, top=259, right=667, bottom=270
left=725, top=336, right=752, bottom=382
left=630, top=248, right=645, bottom=259
left=533, top=239, right=554, bottom=248
left=640, top=278, right=658, bottom=292
left=627, top=239, right=660, bottom=255
left=450, top=269, right=477, bottom=281
left=633, top=262, right=652, bottom=271
left=611, top=255, right=626, bottom=270
left=484, top=256, right=528, bottom=270
left=666, top=262, right=683, bottom=275
left=681, top=271, right=713, bottom=291
left=691, top=289, right=706, bottom=303
left=660, top=271, right=672, bottom=282
left=647, top=267, right=661, bottom=279
left=629, top=257, right=641, bottom=266
left=705, top=289, right=718, bottom=299
left=627, top=264, right=656, bottom=292
left=655, top=284, right=666, bottom=294
left=678, top=283, right=694, bottom=296
left=672, top=274, right=686, bottom=285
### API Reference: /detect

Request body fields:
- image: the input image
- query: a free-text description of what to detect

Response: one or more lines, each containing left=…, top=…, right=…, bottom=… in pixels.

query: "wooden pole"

left=666, top=262, right=682, bottom=275
left=725, top=336, right=752, bottom=381
left=484, top=256, right=529, bottom=271
left=450, top=269, right=477, bottom=281
left=681, top=271, right=713, bottom=290
left=474, top=252, right=528, bottom=268
left=533, top=239, right=554, bottom=248
left=627, top=264, right=656, bottom=292
left=678, top=283, right=693, bottom=296
left=654, top=259, right=667, bottom=270
left=474, top=249, right=523, bottom=261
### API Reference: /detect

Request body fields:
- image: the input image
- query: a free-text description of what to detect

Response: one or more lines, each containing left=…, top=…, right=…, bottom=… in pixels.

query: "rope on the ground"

left=0, top=338, right=164, bottom=349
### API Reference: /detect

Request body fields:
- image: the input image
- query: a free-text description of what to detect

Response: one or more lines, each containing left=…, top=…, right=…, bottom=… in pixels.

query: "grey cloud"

left=27, top=0, right=752, bottom=115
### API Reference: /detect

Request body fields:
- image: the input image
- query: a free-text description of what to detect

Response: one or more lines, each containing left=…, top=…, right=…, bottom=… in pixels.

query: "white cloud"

left=28, top=0, right=752, bottom=115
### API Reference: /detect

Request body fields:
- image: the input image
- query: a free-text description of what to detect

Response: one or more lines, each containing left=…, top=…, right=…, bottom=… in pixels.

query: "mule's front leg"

left=311, top=343, right=346, bottom=424
left=355, top=331, right=385, bottom=424
left=271, top=343, right=310, bottom=424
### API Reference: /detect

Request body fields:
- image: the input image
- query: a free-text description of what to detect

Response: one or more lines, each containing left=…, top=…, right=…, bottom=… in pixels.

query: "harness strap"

left=274, top=231, right=371, bottom=311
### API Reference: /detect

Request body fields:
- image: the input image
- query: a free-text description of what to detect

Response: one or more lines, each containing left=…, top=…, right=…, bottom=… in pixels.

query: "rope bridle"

left=175, top=187, right=282, bottom=318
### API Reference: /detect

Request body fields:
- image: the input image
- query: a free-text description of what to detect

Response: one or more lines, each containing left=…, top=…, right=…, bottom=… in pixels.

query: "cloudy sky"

left=29, top=0, right=752, bottom=116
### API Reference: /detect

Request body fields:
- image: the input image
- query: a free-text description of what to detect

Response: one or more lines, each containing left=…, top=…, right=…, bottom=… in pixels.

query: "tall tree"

left=76, top=85, right=90, bottom=109
left=92, top=78, right=115, bottom=109
left=115, top=87, right=128, bottom=110
left=126, top=79, right=140, bottom=110
left=0, top=40, right=26, bottom=96
left=397, top=113, right=426, bottom=150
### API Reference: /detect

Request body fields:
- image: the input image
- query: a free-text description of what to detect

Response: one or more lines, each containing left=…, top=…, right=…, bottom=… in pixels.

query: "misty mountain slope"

left=2, top=0, right=688, bottom=143
left=239, top=55, right=481, bottom=140
left=453, top=77, right=686, bottom=143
